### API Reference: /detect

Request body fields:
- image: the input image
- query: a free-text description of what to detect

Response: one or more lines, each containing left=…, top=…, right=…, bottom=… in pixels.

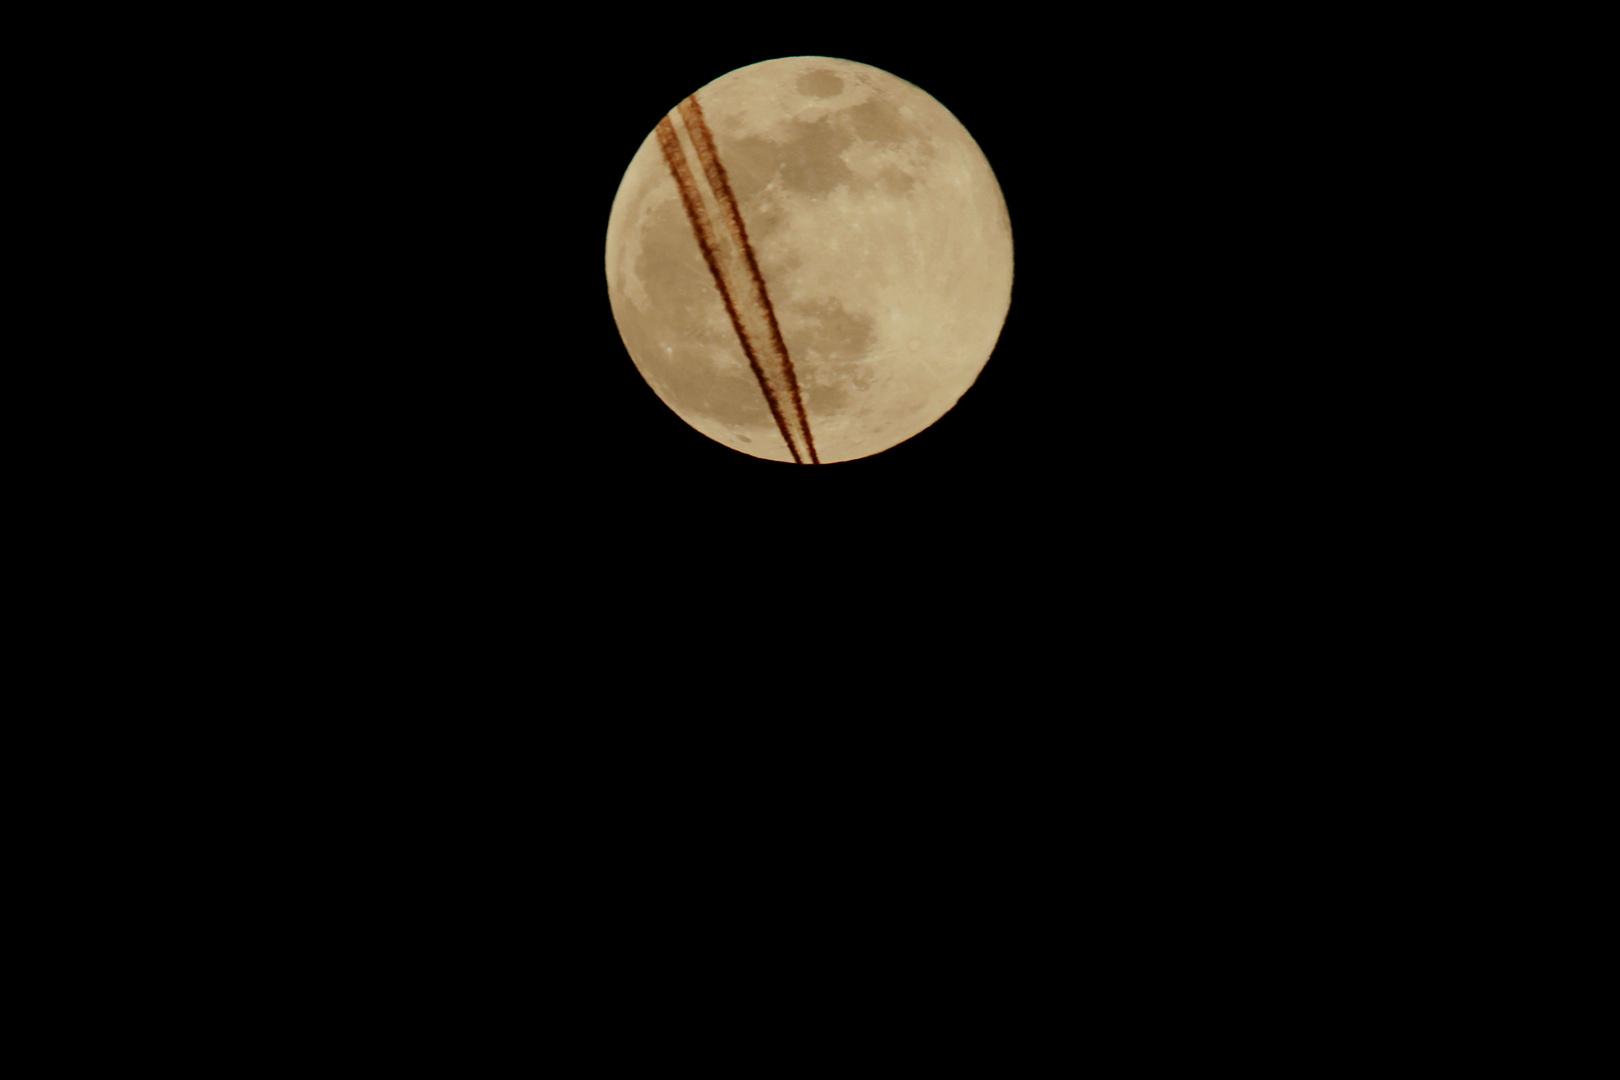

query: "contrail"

left=656, top=95, right=819, bottom=464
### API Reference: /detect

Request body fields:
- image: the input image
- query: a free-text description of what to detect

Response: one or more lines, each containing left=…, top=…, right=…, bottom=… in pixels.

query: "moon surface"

left=605, top=56, right=1013, bottom=463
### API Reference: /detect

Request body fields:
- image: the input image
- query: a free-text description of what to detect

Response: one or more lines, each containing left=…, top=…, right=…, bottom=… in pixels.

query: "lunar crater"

left=796, top=70, right=845, bottom=98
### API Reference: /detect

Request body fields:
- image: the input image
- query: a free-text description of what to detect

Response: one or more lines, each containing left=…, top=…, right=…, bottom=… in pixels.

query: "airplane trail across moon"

left=608, top=57, right=1013, bottom=464
left=655, top=96, right=819, bottom=464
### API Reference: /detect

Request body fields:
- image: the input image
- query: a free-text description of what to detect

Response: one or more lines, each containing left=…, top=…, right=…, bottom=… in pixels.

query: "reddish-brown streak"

left=679, top=97, right=820, bottom=465
left=655, top=116, right=802, bottom=464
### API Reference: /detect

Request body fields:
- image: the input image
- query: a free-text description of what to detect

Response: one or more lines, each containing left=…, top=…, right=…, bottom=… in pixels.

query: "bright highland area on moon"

left=605, top=56, right=1014, bottom=463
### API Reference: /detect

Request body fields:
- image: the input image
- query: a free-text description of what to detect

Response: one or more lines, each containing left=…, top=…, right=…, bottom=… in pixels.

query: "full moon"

left=605, top=56, right=1013, bottom=464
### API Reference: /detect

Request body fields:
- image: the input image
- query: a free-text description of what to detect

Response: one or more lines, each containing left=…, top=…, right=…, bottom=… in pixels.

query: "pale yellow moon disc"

left=605, top=56, right=1014, bottom=464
